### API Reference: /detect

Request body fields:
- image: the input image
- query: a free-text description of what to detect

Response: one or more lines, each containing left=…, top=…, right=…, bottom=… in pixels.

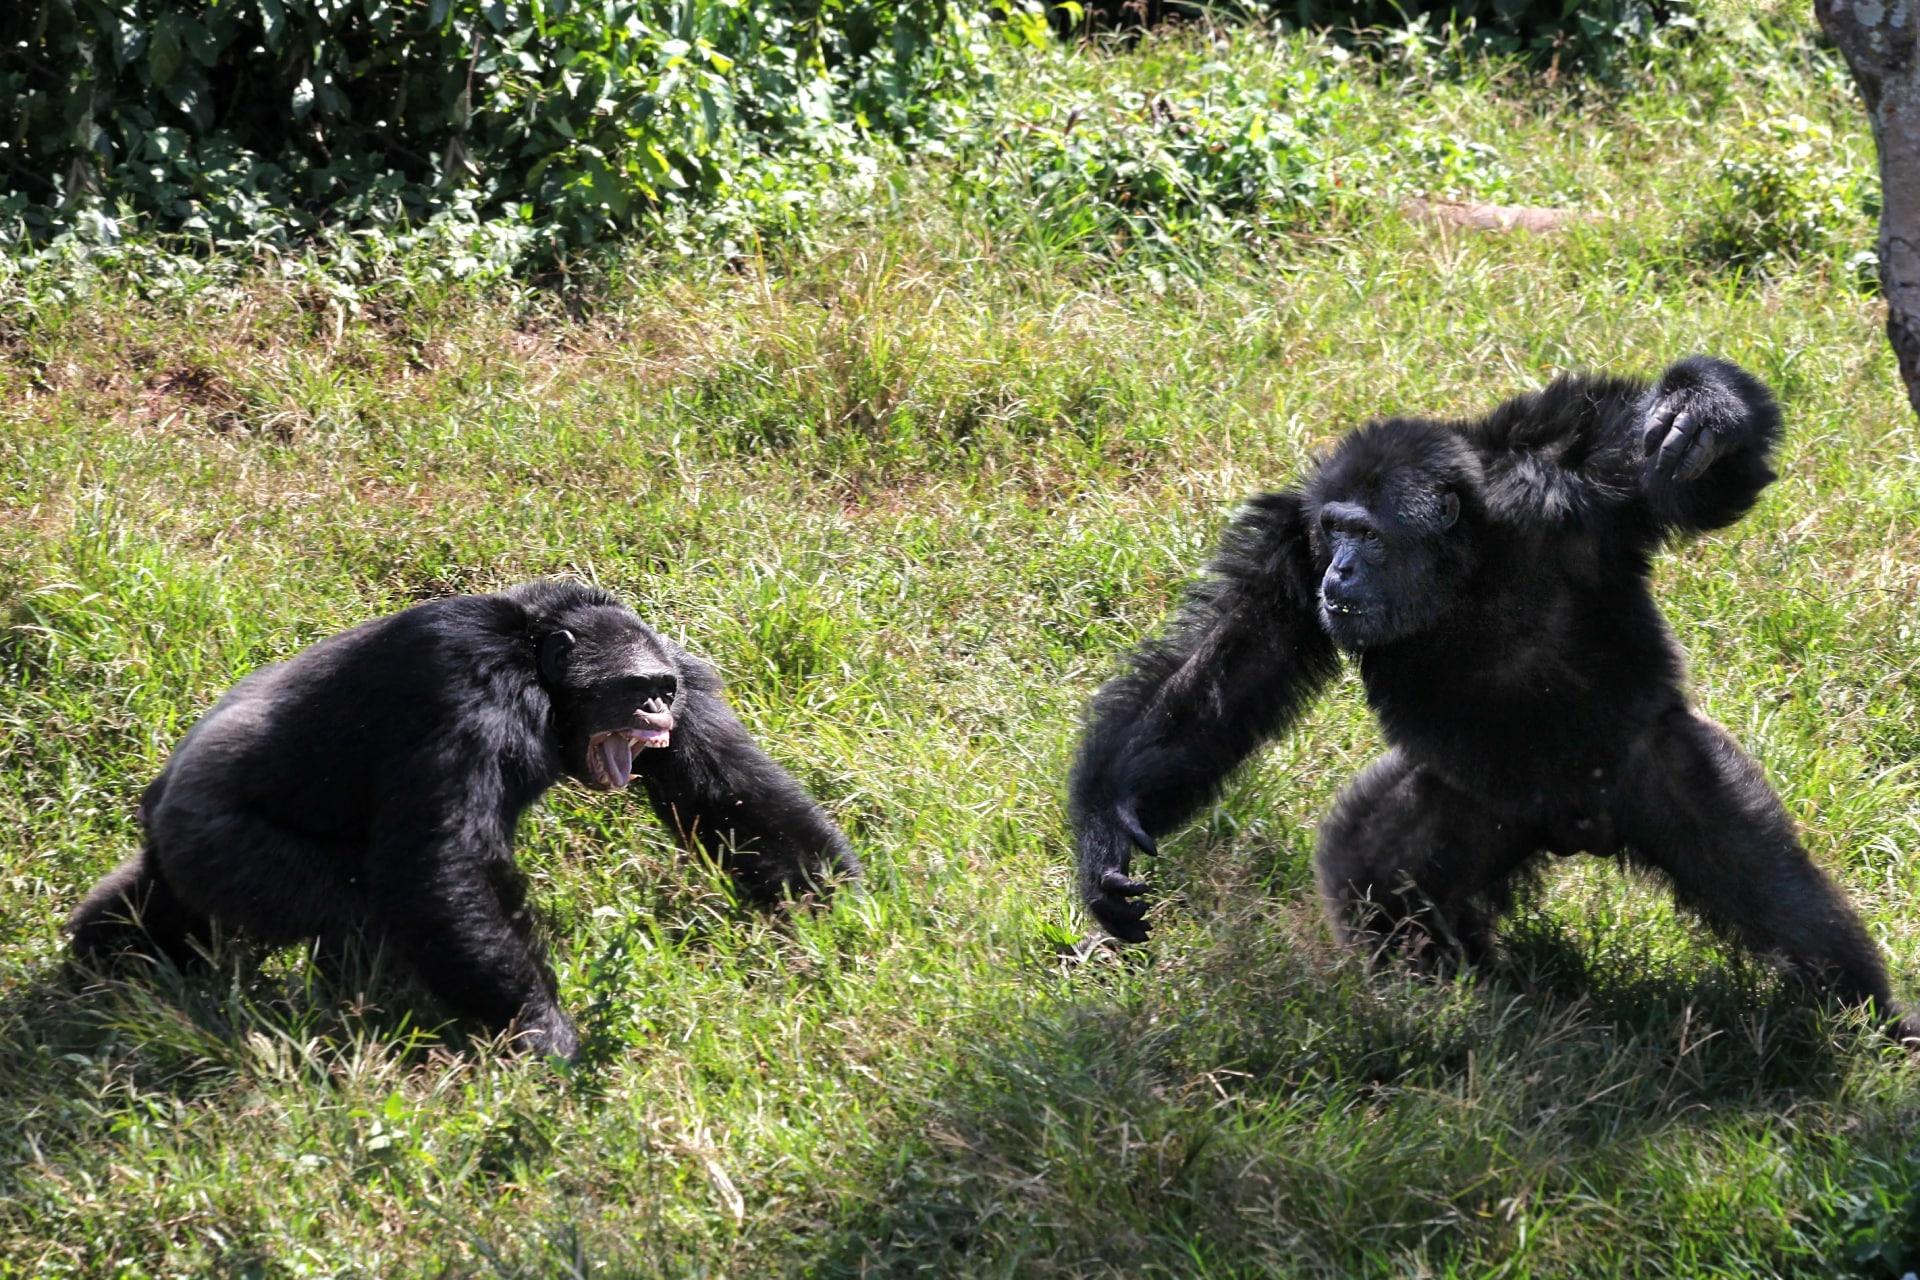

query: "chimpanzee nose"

left=640, top=695, right=669, bottom=716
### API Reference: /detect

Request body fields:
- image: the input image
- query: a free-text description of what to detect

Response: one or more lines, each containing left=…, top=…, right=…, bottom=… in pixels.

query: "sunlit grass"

left=1, top=11, right=1917, bottom=1277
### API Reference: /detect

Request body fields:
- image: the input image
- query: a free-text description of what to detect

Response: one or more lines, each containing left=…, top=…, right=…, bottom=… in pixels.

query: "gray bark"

left=1816, top=0, right=1920, bottom=418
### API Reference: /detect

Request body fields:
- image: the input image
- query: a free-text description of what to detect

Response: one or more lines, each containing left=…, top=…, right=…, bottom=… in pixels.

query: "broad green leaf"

left=258, top=0, right=287, bottom=47
left=148, top=14, right=185, bottom=85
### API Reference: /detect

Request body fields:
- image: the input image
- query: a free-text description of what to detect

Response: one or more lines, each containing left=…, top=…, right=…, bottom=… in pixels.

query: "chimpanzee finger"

left=1118, top=806, right=1158, bottom=857
left=1654, top=409, right=1700, bottom=479
left=1101, top=870, right=1150, bottom=898
left=1673, top=421, right=1723, bottom=482
left=1641, top=395, right=1680, bottom=456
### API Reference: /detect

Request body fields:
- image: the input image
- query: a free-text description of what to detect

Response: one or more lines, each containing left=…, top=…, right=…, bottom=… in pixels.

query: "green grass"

left=3, top=10, right=1919, bottom=1277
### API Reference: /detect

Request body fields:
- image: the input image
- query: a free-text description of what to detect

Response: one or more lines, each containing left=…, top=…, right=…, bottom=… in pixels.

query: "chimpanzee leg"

left=1614, top=710, right=1912, bottom=1041
left=136, top=793, right=371, bottom=948
left=368, top=815, right=576, bottom=1059
left=66, top=848, right=212, bottom=968
left=1316, top=752, right=1543, bottom=968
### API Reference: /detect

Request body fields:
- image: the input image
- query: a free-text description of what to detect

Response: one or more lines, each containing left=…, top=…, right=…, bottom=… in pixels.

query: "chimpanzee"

left=68, top=579, right=857, bottom=1058
left=1071, top=356, right=1913, bottom=1041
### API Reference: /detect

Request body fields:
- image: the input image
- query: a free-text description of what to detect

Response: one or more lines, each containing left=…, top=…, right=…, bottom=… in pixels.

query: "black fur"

left=1071, top=356, right=1913, bottom=1041
left=68, top=580, right=857, bottom=1058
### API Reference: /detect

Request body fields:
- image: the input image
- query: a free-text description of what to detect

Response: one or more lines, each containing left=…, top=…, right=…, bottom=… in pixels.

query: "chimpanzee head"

left=524, top=593, right=681, bottom=791
left=1304, top=418, right=1485, bottom=651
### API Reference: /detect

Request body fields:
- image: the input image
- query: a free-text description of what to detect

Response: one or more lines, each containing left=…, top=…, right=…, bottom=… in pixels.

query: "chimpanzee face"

left=536, top=606, right=680, bottom=791
left=1306, top=419, right=1482, bottom=651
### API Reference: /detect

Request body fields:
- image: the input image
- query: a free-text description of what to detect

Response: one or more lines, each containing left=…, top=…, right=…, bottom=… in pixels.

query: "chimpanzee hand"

left=1078, top=805, right=1156, bottom=943
left=515, top=1003, right=581, bottom=1061
left=1640, top=356, right=1764, bottom=485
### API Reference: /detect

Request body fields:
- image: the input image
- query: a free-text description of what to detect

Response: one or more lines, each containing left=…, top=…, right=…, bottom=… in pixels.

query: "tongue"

left=598, top=734, right=634, bottom=789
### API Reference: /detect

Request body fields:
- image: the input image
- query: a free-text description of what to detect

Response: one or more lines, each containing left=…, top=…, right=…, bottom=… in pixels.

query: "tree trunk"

left=1815, top=0, right=1920, bottom=418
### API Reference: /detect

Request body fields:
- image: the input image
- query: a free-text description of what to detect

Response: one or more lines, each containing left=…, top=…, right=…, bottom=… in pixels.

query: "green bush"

left=1691, top=113, right=1878, bottom=285
left=1062, top=0, right=1691, bottom=77
left=956, top=66, right=1350, bottom=267
left=1398, top=128, right=1517, bottom=203
left=0, top=0, right=988, bottom=261
left=1281, top=0, right=1687, bottom=70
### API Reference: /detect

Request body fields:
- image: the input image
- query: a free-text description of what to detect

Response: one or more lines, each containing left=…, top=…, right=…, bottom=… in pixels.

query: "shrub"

left=956, top=65, right=1350, bottom=267
left=1397, top=128, right=1517, bottom=204
left=1285, top=0, right=1686, bottom=70
left=1690, top=113, right=1879, bottom=285
left=1059, top=0, right=1692, bottom=78
left=0, top=0, right=988, bottom=261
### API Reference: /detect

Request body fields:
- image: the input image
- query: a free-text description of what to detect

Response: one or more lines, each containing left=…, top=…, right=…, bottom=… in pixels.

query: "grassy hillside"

left=3, top=10, right=1918, bottom=1277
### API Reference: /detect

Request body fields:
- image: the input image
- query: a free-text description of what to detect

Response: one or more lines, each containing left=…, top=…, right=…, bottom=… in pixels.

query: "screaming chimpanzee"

left=68, top=579, right=857, bottom=1058
left=1071, top=356, right=1914, bottom=1040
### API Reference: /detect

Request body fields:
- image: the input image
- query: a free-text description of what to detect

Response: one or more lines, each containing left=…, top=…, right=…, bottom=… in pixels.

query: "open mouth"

left=585, top=721, right=672, bottom=790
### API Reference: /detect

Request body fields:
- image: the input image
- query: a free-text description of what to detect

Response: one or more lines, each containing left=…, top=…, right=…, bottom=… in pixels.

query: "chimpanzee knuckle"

left=1684, top=387, right=1744, bottom=437
left=516, top=1004, right=579, bottom=1059
left=546, top=1020, right=582, bottom=1061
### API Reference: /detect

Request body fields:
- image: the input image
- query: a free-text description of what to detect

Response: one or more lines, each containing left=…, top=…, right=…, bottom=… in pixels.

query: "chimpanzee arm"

left=1476, top=356, right=1782, bottom=541
left=1070, top=491, right=1340, bottom=942
left=639, top=651, right=858, bottom=905
left=370, top=778, right=577, bottom=1059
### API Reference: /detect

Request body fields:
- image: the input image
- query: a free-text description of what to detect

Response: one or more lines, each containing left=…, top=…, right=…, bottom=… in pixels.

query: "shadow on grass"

left=807, top=901, right=1892, bottom=1278
left=0, top=888, right=1905, bottom=1276
left=0, top=860, right=832, bottom=1224
left=0, top=943, right=461, bottom=1191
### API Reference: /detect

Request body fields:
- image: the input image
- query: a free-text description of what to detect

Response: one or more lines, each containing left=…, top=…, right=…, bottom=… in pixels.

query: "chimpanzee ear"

left=538, top=630, right=576, bottom=685
left=1436, top=490, right=1460, bottom=530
